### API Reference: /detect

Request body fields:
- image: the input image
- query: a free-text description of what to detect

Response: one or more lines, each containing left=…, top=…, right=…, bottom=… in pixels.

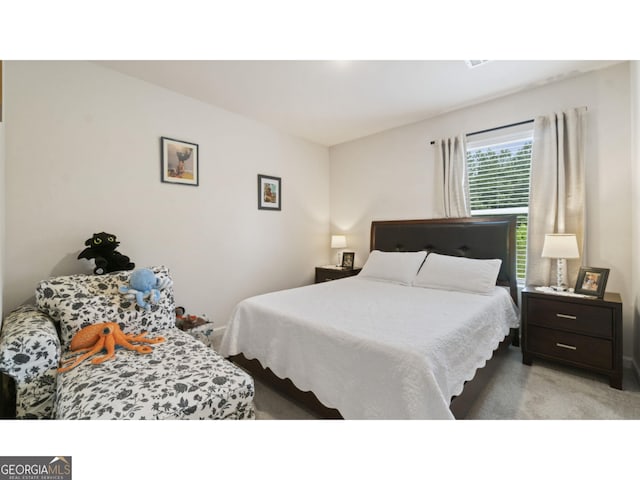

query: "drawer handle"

left=556, top=313, right=577, bottom=320
left=556, top=342, right=577, bottom=351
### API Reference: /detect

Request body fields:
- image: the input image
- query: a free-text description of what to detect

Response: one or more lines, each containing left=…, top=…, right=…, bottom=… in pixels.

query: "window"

left=466, top=123, right=533, bottom=281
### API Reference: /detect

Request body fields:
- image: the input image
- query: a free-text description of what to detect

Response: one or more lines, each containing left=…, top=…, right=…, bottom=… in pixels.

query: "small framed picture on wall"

left=161, top=136, right=199, bottom=186
left=258, top=174, right=281, bottom=211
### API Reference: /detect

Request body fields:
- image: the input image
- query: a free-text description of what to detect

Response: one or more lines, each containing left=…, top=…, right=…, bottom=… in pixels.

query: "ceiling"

left=98, top=60, right=622, bottom=147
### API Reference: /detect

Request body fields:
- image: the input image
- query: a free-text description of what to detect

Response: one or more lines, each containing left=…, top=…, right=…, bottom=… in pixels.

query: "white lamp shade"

left=541, top=234, right=579, bottom=259
left=331, top=235, right=347, bottom=249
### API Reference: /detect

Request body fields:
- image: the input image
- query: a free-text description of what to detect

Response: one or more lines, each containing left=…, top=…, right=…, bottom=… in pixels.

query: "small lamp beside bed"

left=331, top=235, right=347, bottom=267
left=541, top=233, right=579, bottom=291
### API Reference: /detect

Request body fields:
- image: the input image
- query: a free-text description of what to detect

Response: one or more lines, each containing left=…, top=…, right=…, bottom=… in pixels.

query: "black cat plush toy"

left=77, top=232, right=135, bottom=275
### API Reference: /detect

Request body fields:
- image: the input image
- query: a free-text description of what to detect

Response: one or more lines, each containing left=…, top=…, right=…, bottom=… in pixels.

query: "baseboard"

left=631, top=357, right=640, bottom=385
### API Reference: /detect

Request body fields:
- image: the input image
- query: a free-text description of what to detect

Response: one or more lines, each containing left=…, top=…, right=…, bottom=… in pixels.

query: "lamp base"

left=550, top=285, right=568, bottom=292
left=553, top=258, right=569, bottom=293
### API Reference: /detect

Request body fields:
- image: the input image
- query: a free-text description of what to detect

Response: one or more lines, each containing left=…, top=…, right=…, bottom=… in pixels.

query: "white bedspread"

left=219, top=277, right=519, bottom=419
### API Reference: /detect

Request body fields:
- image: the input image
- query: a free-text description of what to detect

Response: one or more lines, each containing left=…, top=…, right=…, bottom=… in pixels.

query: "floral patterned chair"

left=0, top=266, right=255, bottom=420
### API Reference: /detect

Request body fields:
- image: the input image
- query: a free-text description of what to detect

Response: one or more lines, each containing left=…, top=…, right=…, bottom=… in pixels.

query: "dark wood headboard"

left=370, top=216, right=518, bottom=304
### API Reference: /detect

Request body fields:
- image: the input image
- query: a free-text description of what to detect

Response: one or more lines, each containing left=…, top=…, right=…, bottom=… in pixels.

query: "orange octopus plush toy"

left=58, top=322, right=165, bottom=373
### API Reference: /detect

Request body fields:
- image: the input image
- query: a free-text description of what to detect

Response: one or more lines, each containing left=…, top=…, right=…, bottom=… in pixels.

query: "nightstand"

left=521, top=286, right=623, bottom=389
left=315, top=265, right=362, bottom=283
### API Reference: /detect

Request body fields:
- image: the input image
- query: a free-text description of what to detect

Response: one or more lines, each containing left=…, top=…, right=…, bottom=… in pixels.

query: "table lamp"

left=541, top=233, right=579, bottom=291
left=331, top=235, right=347, bottom=266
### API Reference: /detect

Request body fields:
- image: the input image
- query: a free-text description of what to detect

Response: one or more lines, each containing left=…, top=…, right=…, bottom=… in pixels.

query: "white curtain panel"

left=526, top=107, right=587, bottom=287
left=434, top=136, right=471, bottom=218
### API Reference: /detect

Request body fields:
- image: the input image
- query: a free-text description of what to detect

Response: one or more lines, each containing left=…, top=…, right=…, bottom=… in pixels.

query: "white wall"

left=632, top=61, right=640, bottom=376
left=3, top=61, right=330, bottom=329
left=0, top=122, right=4, bottom=330
left=330, top=62, right=635, bottom=361
left=0, top=61, right=4, bottom=328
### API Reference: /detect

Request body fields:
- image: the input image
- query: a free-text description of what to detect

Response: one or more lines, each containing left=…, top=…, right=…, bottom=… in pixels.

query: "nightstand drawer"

left=527, top=298, right=612, bottom=338
left=527, top=326, right=612, bottom=370
left=317, top=270, right=349, bottom=282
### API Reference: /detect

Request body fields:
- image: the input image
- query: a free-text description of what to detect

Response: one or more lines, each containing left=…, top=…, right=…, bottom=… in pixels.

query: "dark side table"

left=521, top=286, right=623, bottom=389
left=315, top=265, right=361, bottom=283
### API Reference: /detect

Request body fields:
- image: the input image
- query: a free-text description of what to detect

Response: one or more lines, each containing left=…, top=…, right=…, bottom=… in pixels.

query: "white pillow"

left=359, top=250, right=427, bottom=285
left=413, top=253, right=502, bottom=295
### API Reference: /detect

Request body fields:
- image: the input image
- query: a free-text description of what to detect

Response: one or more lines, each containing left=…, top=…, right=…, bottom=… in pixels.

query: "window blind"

left=467, top=129, right=533, bottom=280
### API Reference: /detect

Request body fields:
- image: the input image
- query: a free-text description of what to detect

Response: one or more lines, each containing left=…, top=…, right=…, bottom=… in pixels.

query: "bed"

left=220, top=216, right=520, bottom=419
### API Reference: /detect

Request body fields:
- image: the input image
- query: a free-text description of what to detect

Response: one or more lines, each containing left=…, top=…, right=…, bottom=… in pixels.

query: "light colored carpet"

left=251, top=347, right=640, bottom=420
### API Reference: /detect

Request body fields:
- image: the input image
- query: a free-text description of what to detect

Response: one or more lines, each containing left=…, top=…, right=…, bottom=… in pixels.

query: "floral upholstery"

left=0, top=266, right=255, bottom=420
left=182, top=323, right=216, bottom=349
left=35, top=266, right=176, bottom=348
left=56, top=328, right=254, bottom=420
left=0, top=305, right=61, bottom=419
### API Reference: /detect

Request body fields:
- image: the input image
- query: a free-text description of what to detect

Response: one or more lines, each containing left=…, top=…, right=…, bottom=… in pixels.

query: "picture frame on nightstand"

left=574, top=266, right=609, bottom=298
left=341, top=252, right=355, bottom=269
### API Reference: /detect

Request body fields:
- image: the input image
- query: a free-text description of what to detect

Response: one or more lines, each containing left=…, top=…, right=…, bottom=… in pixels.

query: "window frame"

left=466, top=123, right=534, bottom=283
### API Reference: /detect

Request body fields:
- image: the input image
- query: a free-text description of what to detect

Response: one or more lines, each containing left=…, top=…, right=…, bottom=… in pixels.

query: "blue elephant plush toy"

left=119, top=268, right=172, bottom=310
